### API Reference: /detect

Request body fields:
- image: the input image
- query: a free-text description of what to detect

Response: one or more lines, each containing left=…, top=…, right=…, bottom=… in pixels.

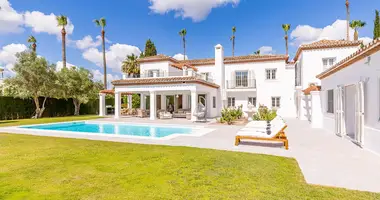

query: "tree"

left=346, top=0, right=350, bottom=40
left=374, top=10, right=380, bottom=39
left=253, top=50, right=260, bottom=55
left=282, top=24, right=291, bottom=55
left=56, top=15, right=68, bottom=68
left=179, top=29, right=187, bottom=60
left=122, top=54, right=139, bottom=77
left=350, top=20, right=366, bottom=41
left=143, top=39, right=157, bottom=57
left=57, top=66, right=103, bottom=115
left=27, top=35, right=37, bottom=52
left=230, top=26, right=236, bottom=56
left=94, top=17, right=108, bottom=89
left=4, top=52, right=57, bottom=118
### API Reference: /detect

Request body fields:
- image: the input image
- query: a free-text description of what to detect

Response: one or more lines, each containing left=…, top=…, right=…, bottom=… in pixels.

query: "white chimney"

left=214, top=44, right=225, bottom=88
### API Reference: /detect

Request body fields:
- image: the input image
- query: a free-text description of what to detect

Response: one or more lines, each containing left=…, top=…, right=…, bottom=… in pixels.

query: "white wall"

left=299, top=47, right=359, bottom=89
left=139, top=61, right=170, bottom=77
left=320, top=50, right=380, bottom=155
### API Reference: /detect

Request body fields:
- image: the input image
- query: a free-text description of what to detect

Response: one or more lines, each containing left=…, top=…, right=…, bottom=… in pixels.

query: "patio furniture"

left=159, top=111, right=173, bottom=119
left=235, top=119, right=289, bottom=150
left=137, top=109, right=148, bottom=118
left=193, top=103, right=207, bottom=122
left=245, top=116, right=282, bottom=129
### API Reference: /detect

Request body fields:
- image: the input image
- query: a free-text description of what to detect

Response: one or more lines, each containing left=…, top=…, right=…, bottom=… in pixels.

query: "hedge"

left=0, top=96, right=100, bottom=120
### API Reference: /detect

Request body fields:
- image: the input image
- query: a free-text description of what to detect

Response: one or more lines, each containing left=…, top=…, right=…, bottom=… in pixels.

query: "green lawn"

left=0, top=117, right=379, bottom=199
left=0, top=115, right=101, bottom=127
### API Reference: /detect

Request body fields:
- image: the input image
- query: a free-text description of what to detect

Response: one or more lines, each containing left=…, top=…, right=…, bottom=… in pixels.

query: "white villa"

left=98, top=37, right=380, bottom=154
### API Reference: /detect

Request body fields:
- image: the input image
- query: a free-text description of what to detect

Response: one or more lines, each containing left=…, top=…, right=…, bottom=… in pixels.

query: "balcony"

left=226, top=79, right=256, bottom=89
left=123, top=71, right=214, bottom=84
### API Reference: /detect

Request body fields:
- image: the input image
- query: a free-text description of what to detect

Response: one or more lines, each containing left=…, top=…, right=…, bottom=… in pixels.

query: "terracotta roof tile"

left=317, top=38, right=380, bottom=79
left=137, top=54, right=177, bottom=63
left=112, top=76, right=219, bottom=88
left=99, top=90, right=133, bottom=95
left=170, top=63, right=198, bottom=71
left=294, top=39, right=362, bottom=61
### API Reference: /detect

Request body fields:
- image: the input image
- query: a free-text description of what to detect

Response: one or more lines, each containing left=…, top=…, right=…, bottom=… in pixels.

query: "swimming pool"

left=21, top=122, right=193, bottom=138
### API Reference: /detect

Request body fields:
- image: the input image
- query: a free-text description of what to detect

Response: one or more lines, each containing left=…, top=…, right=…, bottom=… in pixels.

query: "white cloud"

left=359, top=37, right=373, bottom=45
left=290, top=19, right=371, bottom=46
left=83, top=43, right=141, bottom=72
left=149, top=0, right=240, bottom=22
left=91, top=69, right=121, bottom=89
left=75, top=35, right=111, bottom=50
left=0, top=0, right=24, bottom=34
left=24, top=11, right=74, bottom=37
left=0, top=43, right=28, bottom=77
left=173, top=53, right=188, bottom=60
left=56, top=61, right=76, bottom=71
left=258, top=46, right=275, bottom=55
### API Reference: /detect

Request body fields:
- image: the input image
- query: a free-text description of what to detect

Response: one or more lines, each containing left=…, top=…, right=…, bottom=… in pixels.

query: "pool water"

left=22, top=122, right=193, bottom=138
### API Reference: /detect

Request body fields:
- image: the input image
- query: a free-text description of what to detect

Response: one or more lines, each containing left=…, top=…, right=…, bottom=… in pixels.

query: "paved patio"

left=1, top=117, right=380, bottom=193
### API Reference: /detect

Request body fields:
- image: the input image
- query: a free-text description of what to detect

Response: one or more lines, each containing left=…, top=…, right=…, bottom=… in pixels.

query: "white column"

left=299, top=93, right=307, bottom=120
left=187, top=69, right=194, bottom=76
left=128, top=95, right=133, bottom=109
left=182, top=67, right=187, bottom=76
left=140, top=93, right=145, bottom=109
left=161, top=95, right=166, bottom=111
left=191, top=90, right=197, bottom=121
left=99, top=93, right=106, bottom=117
left=150, top=91, right=156, bottom=120
left=174, top=95, right=178, bottom=112
left=114, top=92, right=121, bottom=119
left=183, top=94, right=188, bottom=109
left=311, top=91, right=323, bottom=128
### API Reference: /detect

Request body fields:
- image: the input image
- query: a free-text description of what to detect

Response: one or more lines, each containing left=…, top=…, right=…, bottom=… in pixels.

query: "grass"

left=0, top=116, right=379, bottom=199
left=0, top=115, right=101, bottom=127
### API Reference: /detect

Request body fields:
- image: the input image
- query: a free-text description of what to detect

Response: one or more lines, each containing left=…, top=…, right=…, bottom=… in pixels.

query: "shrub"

left=252, top=104, right=277, bottom=121
left=220, top=106, right=243, bottom=125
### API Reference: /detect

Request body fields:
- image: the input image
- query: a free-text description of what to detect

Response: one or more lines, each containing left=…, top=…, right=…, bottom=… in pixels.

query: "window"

left=327, top=90, right=334, bottom=113
left=213, top=96, right=216, bottom=108
left=322, top=58, right=336, bottom=70
left=235, top=71, right=248, bottom=87
left=228, top=97, right=235, bottom=107
left=248, top=97, right=256, bottom=107
left=271, top=97, right=281, bottom=108
left=266, top=69, right=277, bottom=80
left=148, top=70, right=159, bottom=77
left=201, top=72, right=210, bottom=81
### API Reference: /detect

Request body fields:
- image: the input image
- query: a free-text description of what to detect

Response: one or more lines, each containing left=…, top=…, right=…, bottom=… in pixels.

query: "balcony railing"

left=124, top=71, right=214, bottom=83
left=226, top=79, right=256, bottom=89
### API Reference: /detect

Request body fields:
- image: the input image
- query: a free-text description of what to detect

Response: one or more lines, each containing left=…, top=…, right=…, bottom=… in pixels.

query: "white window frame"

left=235, top=71, right=249, bottom=87
left=327, top=89, right=334, bottom=113
left=228, top=97, right=235, bottom=107
left=271, top=97, right=281, bottom=108
left=266, top=69, right=277, bottom=80
left=322, top=57, right=336, bottom=70
left=248, top=97, right=256, bottom=107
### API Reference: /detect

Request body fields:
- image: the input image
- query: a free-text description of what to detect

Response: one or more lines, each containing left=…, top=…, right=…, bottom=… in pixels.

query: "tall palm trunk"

left=346, top=0, right=350, bottom=41
left=354, top=30, right=359, bottom=41
left=61, top=28, right=67, bottom=68
left=232, top=38, right=235, bottom=57
left=285, top=35, right=289, bottom=55
left=183, top=38, right=186, bottom=60
left=101, top=30, right=107, bottom=89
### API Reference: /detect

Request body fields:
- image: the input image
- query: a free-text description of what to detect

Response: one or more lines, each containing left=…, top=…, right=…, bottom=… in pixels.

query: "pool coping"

left=0, top=120, right=215, bottom=141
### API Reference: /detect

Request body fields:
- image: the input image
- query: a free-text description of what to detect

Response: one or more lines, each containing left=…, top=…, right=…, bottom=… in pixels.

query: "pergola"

left=98, top=90, right=134, bottom=117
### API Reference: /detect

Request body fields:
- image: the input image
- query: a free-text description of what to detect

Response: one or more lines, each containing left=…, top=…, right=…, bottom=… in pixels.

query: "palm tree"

left=94, top=17, right=108, bottom=89
left=253, top=50, right=260, bottom=55
left=27, top=35, right=37, bottom=52
left=282, top=24, right=291, bottom=56
left=179, top=29, right=187, bottom=60
left=350, top=20, right=366, bottom=41
left=122, top=54, right=139, bottom=77
left=56, top=15, right=68, bottom=68
left=230, top=26, right=236, bottom=56
left=346, top=0, right=350, bottom=41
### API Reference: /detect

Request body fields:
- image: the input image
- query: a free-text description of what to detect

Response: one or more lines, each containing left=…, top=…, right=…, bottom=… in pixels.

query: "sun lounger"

left=235, top=119, right=289, bottom=150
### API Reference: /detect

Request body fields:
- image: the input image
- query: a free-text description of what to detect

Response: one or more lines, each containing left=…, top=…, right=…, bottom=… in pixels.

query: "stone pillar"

left=191, top=90, right=197, bottom=121
left=311, top=91, right=323, bottom=128
left=99, top=93, right=106, bottom=117
left=114, top=92, right=121, bottom=119
left=128, top=95, right=133, bottom=109
left=161, top=95, right=166, bottom=111
left=150, top=91, right=156, bottom=120
left=140, top=93, right=145, bottom=109
left=174, top=95, right=178, bottom=112
left=183, top=94, right=188, bottom=109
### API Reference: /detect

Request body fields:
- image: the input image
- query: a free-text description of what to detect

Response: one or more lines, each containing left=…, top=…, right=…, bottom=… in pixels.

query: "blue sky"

left=0, top=0, right=378, bottom=87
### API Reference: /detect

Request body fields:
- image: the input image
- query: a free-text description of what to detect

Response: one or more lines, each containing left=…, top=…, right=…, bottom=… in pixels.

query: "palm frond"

left=282, top=24, right=291, bottom=33
left=56, top=15, right=68, bottom=27
left=232, top=26, right=236, bottom=33
left=27, top=35, right=36, bottom=43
